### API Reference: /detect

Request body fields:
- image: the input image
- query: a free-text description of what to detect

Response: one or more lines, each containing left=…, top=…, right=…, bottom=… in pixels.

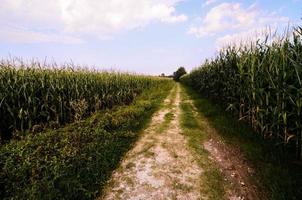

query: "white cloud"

left=60, top=0, right=187, bottom=36
left=189, top=3, right=289, bottom=47
left=0, top=1, right=61, bottom=26
left=215, top=27, right=275, bottom=49
left=0, top=25, right=83, bottom=44
left=203, top=0, right=218, bottom=7
left=0, top=0, right=187, bottom=42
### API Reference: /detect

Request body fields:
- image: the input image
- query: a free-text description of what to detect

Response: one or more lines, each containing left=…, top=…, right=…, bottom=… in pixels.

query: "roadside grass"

left=182, top=85, right=302, bottom=200
left=179, top=85, right=227, bottom=200
left=0, top=82, right=174, bottom=200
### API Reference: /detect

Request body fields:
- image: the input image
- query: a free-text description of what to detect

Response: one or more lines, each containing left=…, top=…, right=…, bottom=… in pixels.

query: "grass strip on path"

left=179, top=84, right=227, bottom=200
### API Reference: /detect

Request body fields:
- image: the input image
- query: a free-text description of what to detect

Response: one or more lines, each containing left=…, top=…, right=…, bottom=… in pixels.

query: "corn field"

left=0, top=59, right=167, bottom=141
left=181, top=26, right=302, bottom=159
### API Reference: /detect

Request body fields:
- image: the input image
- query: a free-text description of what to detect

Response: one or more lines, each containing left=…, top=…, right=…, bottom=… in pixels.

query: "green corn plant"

left=181, top=25, right=302, bottom=160
left=0, top=59, right=170, bottom=141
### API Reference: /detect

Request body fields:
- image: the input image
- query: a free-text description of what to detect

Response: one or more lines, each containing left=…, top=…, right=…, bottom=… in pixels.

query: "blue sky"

left=0, top=0, right=301, bottom=75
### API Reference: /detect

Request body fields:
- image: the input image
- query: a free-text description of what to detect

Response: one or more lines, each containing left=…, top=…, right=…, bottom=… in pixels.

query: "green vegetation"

left=181, top=26, right=302, bottom=160
left=0, top=59, right=168, bottom=141
left=182, top=85, right=301, bottom=200
left=179, top=85, right=227, bottom=200
left=173, top=67, right=187, bottom=81
left=0, top=63, right=173, bottom=199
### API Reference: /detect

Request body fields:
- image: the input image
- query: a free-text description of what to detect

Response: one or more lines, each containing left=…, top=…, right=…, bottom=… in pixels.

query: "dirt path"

left=100, top=84, right=260, bottom=200
left=185, top=99, right=261, bottom=200
left=101, top=85, right=202, bottom=200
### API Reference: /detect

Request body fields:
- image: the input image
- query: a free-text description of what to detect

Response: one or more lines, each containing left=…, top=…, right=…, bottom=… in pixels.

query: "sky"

left=0, top=0, right=301, bottom=75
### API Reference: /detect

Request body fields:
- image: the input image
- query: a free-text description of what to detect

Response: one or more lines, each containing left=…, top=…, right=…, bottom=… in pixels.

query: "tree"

left=173, top=67, right=186, bottom=81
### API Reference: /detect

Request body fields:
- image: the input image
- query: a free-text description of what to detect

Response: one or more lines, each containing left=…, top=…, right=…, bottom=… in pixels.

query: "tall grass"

left=181, top=26, right=302, bottom=160
left=0, top=58, right=167, bottom=141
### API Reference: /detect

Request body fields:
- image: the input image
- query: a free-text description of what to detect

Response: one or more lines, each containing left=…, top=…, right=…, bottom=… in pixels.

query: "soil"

left=204, top=137, right=260, bottom=200
left=189, top=102, right=263, bottom=200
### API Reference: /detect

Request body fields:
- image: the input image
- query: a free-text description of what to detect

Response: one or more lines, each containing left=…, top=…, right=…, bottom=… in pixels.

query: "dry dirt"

left=99, top=85, right=261, bottom=200
left=188, top=102, right=262, bottom=200
left=204, top=137, right=262, bottom=200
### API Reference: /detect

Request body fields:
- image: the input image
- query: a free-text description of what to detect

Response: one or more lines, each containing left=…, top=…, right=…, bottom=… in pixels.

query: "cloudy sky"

left=0, top=0, right=301, bottom=75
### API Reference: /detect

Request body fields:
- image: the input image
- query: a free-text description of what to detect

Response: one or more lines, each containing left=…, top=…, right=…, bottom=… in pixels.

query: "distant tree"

left=173, top=67, right=186, bottom=81
left=160, top=73, right=165, bottom=77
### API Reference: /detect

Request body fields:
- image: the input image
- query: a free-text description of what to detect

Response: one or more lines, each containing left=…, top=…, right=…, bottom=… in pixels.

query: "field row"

left=0, top=59, right=168, bottom=141
left=0, top=65, right=173, bottom=199
left=181, top=26, right=302, bottom=159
